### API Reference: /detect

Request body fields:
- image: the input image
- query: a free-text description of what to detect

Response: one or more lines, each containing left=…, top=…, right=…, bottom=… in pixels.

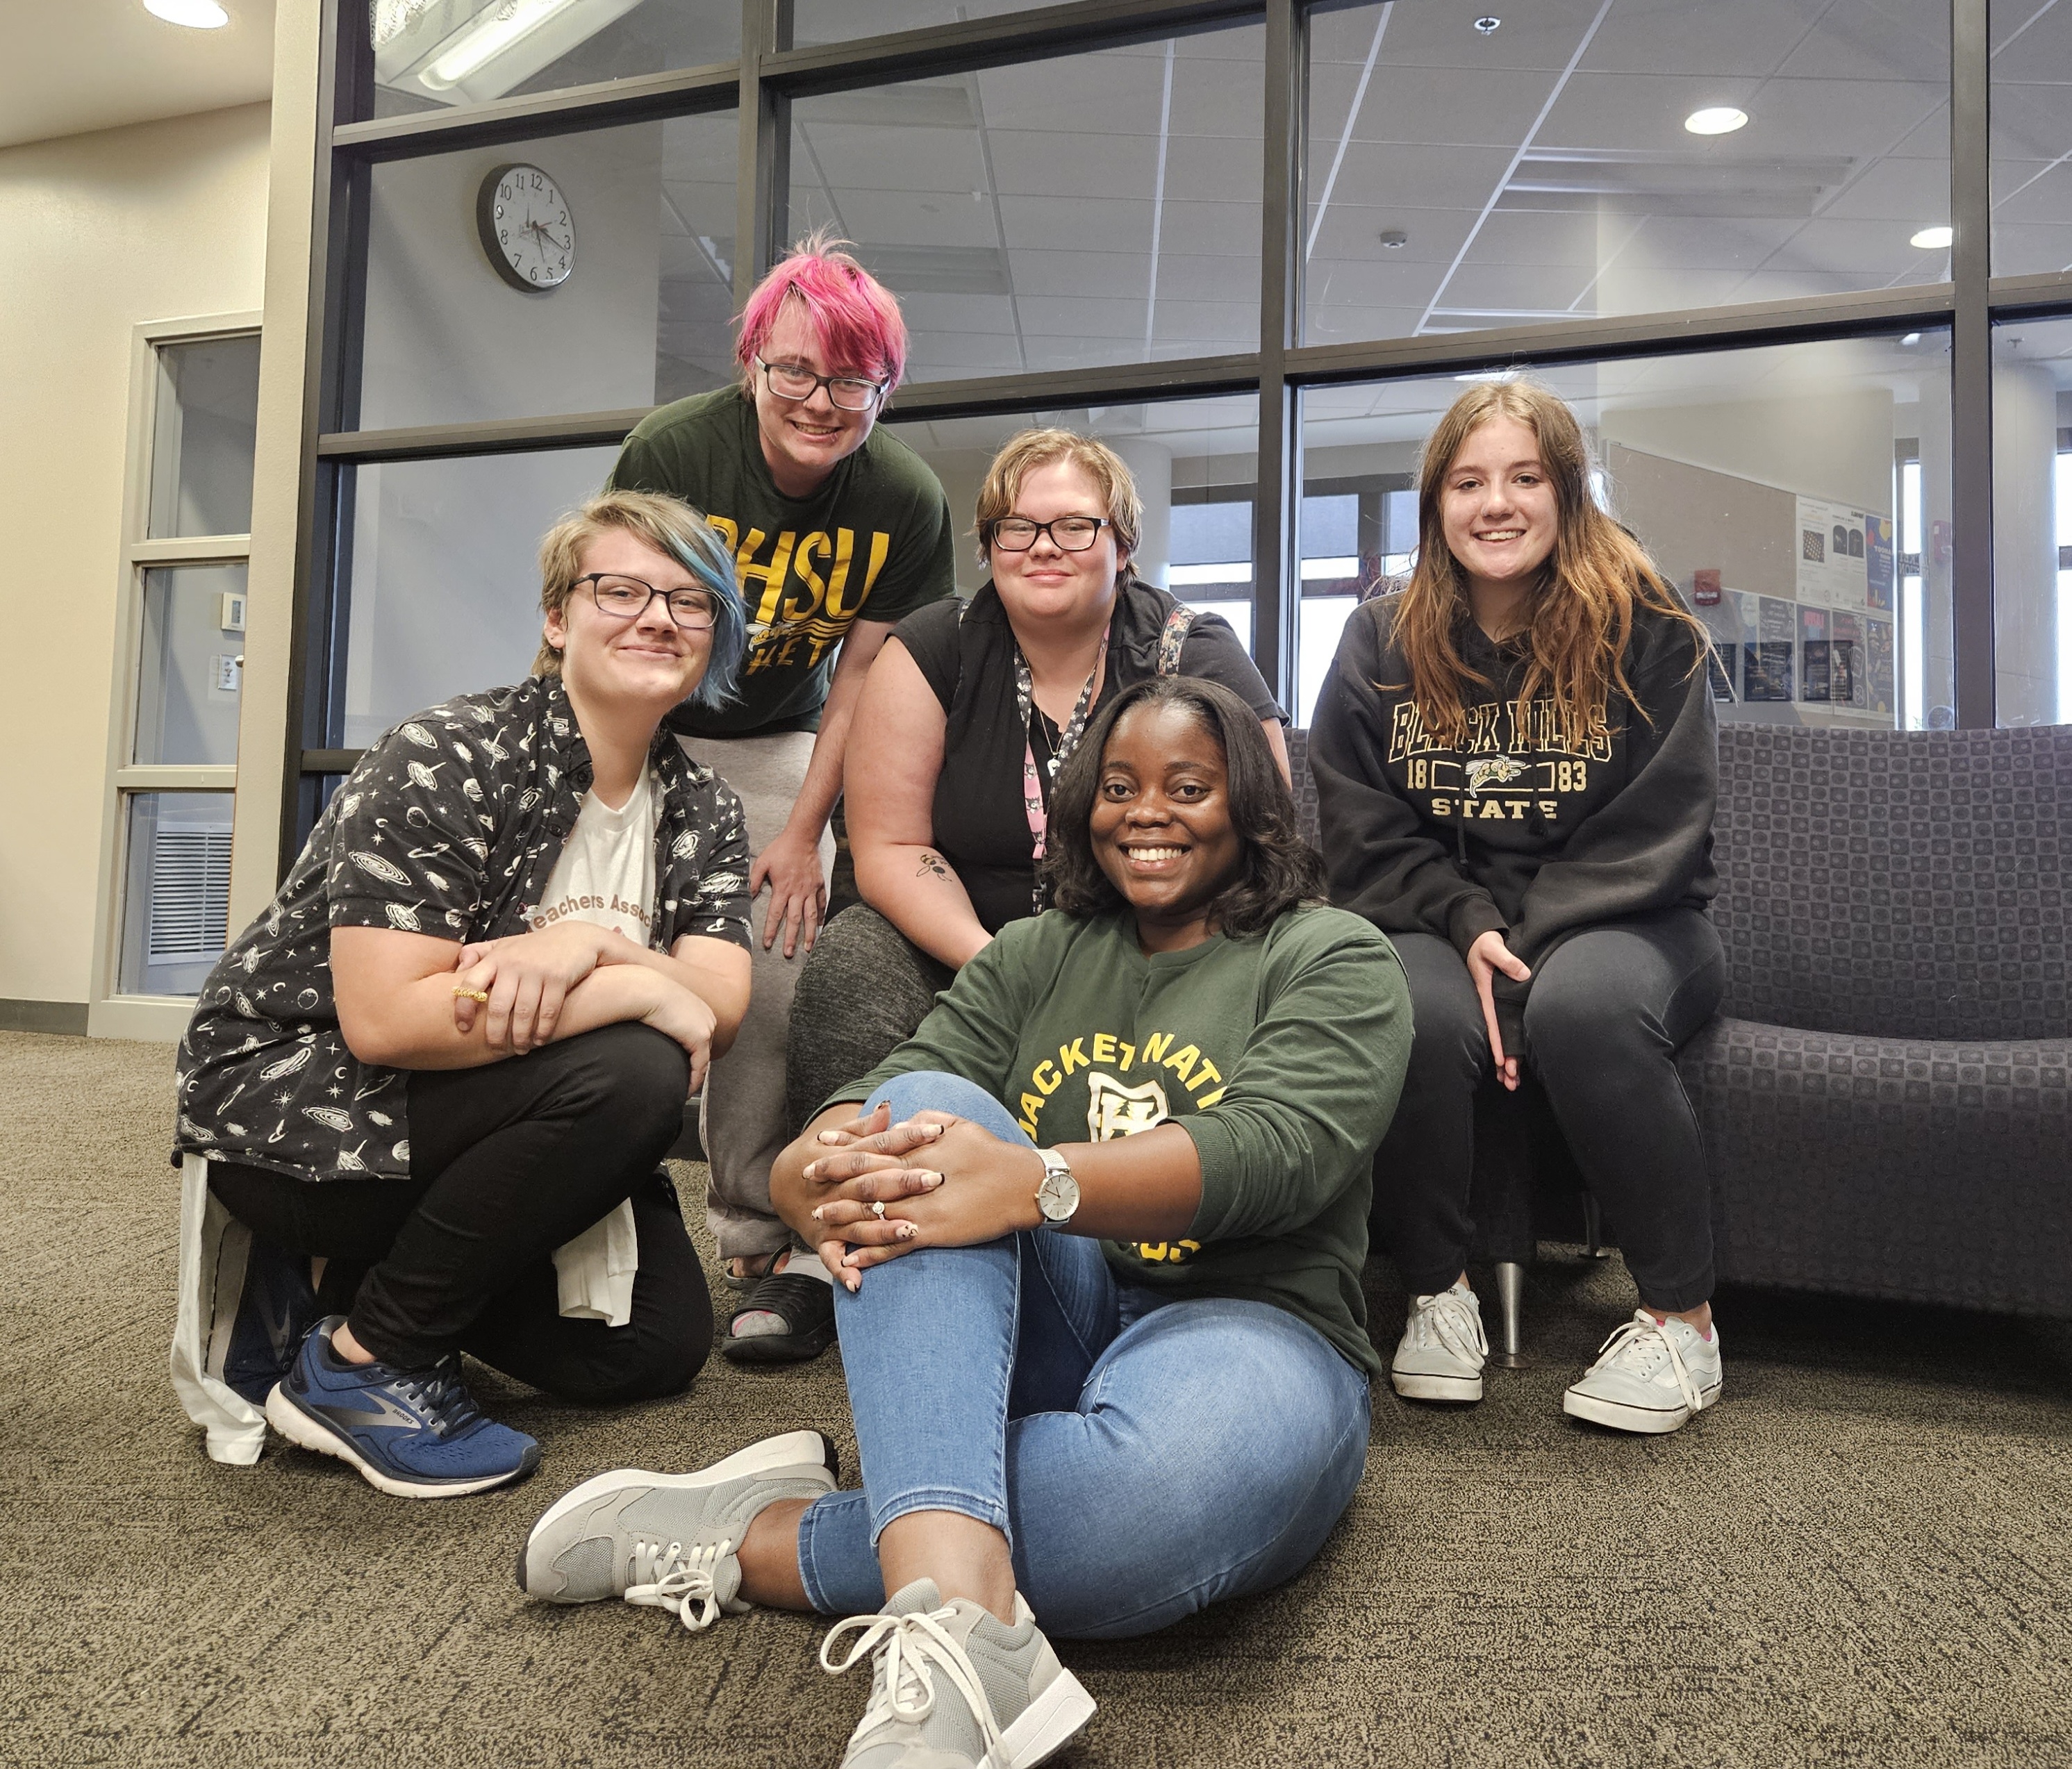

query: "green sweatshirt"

left=836, top=904, right=1411, bottom=1376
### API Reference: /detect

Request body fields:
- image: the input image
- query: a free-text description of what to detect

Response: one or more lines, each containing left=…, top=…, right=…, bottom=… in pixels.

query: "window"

left=1989, top=316, right=2072, bottom=726
left=1300, top=331, right=1955, bottom=733
left=96, top=323, right=260, bottom=1035
left=1991, top=0, right=2072, bottom=276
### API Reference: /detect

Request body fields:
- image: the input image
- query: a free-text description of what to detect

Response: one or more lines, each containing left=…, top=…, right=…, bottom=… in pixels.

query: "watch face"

left=477, top=164, right=574, bottom=292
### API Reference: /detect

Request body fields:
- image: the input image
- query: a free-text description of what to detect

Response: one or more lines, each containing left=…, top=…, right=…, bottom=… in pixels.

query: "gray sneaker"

left=515, top=1429, right=838, bottom=1629
left=821, top=1579, right=1095, bottom=1769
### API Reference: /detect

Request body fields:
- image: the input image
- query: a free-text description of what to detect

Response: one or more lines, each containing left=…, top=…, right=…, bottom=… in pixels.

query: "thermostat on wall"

left=219, top=592, right=247, bottom=633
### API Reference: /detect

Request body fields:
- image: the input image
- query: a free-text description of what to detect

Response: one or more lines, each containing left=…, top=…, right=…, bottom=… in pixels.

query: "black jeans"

left=210, top=1022, right=712, bottom=1402
left=1373, top=908, right=1725, bottom=1312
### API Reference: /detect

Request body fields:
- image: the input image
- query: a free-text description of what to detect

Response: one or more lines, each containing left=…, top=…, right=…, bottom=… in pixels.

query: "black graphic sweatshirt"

left=1308, top=595, right=1717, bottom=1047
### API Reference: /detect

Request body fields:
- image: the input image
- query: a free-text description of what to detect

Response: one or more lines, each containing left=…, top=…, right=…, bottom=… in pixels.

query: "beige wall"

left=0, top=103, right=271, bottom=1013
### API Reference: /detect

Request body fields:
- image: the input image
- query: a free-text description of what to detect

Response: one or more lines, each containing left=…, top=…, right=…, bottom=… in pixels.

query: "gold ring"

left=871, top=1200, right=886, bottom=1218
left=451, top=986, right=491, bottom=1004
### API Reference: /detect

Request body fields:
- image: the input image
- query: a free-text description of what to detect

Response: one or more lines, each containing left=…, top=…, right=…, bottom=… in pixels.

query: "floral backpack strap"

left=1155, top=603, right=1196, bottom=676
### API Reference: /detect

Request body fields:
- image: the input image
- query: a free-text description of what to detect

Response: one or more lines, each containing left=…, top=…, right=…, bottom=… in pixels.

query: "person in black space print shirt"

left=1310, top=379, right=1728, bottom=1436
left=174, top=490, right=754, bottom=1497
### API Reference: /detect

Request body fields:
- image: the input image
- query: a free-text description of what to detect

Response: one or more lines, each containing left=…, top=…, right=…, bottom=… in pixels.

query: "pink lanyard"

left=1016, top=625, right=1109, bottom=904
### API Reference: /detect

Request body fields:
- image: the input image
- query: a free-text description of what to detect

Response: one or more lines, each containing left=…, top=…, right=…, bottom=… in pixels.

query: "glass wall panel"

left=118, top=792, right=235, bottom=997
left=1989, top=317, right=2072, bottom=726
left=793, top=2, right=1038, bottom=44
left=1305, top=0, right=1952, bottom=348
left=135, top=564, right=248, bottom=766
left=883, top=394, right=1261, bottom=642
left=356, top=113, right=738, bottom=431
left=369, top=0, right=740, bottom=119
left=1298, top=331, right=1955, bottom=732
left=1991, top=1, right=2072, bottom=276
left=788, top=26, right=1264, bottom=381
left=338, top=447, right=620, bottom=747
left=148, top=334, right=260, bottom=538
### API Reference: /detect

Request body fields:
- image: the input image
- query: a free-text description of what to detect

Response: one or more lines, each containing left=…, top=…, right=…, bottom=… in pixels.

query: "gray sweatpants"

left=676, top=728, right=832, bottom=1261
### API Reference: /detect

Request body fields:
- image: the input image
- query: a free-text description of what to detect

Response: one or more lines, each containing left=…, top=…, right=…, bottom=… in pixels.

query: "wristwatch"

left=1033, top=1147, right=1081, bottom=1229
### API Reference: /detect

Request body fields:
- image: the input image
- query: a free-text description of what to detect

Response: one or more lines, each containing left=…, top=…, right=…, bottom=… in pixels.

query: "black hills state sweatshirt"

left=1309, top=594, right=1718, bottom=1046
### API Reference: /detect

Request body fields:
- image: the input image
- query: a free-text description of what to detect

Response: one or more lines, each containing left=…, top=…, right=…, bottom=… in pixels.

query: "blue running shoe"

left=265, top=1316, right=540, bottom=1500
left=222, top=1234, right=321, bottom=1406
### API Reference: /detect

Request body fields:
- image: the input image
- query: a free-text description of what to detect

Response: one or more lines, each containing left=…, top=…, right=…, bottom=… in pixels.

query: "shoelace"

left=820, top=1604, right=1004, bottom=1759
left=624, top=1536, right=734, bottom=1632
left=387, top=1356, right=483, bottom=1438
left=1591, top=1312, right=1701, bottom=1415
left=1409, top=1288, right=1486, bottom=1361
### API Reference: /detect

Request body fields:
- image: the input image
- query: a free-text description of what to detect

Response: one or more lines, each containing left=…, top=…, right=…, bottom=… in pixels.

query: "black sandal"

left=721, top=1270, right=838, bottom=1365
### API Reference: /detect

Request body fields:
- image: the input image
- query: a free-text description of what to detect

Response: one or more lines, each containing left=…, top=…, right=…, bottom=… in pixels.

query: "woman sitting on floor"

left=172, top=490, right=754, bottom=1499
left=515, top=675, right=1410, bottom=1769
left=724, top=428, right=1286, bottom=1365
left=1309, top=376, right=1727, bottom=1434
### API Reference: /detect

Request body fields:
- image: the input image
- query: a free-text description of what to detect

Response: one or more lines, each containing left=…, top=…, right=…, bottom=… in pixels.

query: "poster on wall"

left=1864, top=515, right=1894, bottom=611
left=1830, top=610, right=1867, bottom=708
left=1800, top=605, right=1831, bottom=702
left=1744, top=595, right=1797, bottom=701
left=1796, top=495, right=1878, bottom=608
left=1865, top=615, right=1896, bottom=715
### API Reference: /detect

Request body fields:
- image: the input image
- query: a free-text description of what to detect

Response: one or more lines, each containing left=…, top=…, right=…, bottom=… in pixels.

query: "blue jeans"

left=794, top=1071, right=1373, bottom=1641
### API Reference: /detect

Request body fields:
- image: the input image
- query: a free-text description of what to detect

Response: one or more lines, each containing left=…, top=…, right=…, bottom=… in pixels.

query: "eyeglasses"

left=754, top=356, right=886, bottom=412
left=987, top=515, right=1111, bottom=553
left=575, top=573, right=718, bottom=630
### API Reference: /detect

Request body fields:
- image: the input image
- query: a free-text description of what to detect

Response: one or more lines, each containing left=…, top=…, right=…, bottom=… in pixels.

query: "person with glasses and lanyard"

left=172, top=491, right=754, bottom=1497
left=774, top=435, right=1290, bottom=1358
left=606, top=235, right=956, bottom=1361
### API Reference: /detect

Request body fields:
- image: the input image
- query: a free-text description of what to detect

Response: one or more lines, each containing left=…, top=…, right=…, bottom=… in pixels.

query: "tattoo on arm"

left=917, top=851, right=952, bottom=881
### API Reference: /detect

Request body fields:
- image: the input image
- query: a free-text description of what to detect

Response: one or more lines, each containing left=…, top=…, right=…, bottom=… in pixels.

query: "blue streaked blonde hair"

left=534, top=488, right=746, bottom=711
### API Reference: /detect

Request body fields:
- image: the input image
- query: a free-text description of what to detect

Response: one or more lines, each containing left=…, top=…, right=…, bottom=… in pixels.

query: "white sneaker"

left=1390, top=1281, right=1486, bottom=1402
left=822, top=1578, right=1095, bottom=1769
left=1563, top=1311, right=1723, bottom=1434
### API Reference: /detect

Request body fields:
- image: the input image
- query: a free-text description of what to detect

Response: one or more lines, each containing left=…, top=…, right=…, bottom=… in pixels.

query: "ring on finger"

left=871, top=1199, right=886, bottom=1218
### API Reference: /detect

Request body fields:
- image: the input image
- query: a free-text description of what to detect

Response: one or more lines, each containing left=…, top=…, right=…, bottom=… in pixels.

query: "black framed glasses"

left=987, top=515, right=1111, bottom=553
left=753, top=356, right=886, bottom=412
left=575, top=573, right=718, bottom=630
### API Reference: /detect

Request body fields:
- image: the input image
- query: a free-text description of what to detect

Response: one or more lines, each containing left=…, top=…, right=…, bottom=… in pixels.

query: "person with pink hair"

left=610, top=236, right=955, bottom=1362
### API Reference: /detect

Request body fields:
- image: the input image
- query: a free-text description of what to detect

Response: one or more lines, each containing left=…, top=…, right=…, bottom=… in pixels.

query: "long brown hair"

left=1390, top=379, right=1707, bottom=749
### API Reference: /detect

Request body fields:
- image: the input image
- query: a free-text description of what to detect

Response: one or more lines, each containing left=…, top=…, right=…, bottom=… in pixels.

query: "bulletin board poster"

left=1796, top=495, right=1875, bottom=607
left=1865, top=615, right=1896, bottom=715
left=1799, top=604, right=1832, bottom=703
left=1830, top=610, right=1868, bottom=708
left=1864, top=515, right=1895, bottom=611
left=1745, top=595, right=1797, bottom=701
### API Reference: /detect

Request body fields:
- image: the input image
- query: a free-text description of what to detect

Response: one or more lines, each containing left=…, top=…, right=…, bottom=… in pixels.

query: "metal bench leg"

left=1582, top=1192, right=1609, bottom=1259
left=1490, top=1261, right=1527, bottom=1368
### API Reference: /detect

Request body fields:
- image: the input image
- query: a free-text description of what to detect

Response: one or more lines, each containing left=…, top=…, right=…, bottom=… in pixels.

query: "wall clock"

left=476, top=163, right=575, bottom=292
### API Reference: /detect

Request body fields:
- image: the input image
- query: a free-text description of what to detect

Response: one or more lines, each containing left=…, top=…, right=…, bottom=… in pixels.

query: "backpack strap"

left=1154, top=603, right=1196, bottom=676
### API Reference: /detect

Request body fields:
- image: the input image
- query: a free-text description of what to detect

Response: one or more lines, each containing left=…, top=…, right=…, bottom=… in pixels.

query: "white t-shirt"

left=524, top=767, right=661, bottom=947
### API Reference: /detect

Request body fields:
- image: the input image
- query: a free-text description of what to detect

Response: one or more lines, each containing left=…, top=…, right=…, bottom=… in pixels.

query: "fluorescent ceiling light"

left=422, top=0, right=580, bottom=88
left=1454, top=369, right=1516, bottom=384
left=1910, top=224, right=1954, bottom=250
left=1684, top=106, right=1748, bottom=136
left=144, top=0, right=229, bottom=25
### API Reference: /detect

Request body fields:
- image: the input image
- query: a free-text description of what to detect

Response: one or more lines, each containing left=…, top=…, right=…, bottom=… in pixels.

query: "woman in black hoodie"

left=1310, top=378, right=1725, bottom=1435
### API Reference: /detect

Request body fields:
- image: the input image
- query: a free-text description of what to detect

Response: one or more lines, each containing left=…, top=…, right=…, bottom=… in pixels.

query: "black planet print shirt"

left=174, top=674, right=752, bottom=1185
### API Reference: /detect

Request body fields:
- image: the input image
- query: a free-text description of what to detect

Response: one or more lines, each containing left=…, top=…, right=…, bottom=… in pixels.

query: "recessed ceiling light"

left=1475, top=15, right=1501, bottom=33
left=144, top=0, right=230, bottom=25
left=1684, top=106, right=1748, bottom=136
left=1455, top=369, right=1516, bottom=384
left=1910, top=224, right=1953, bottom=250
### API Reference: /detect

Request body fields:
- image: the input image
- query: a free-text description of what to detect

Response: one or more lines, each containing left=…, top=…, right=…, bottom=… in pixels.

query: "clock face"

left=476, top=164, right=574, bottom=292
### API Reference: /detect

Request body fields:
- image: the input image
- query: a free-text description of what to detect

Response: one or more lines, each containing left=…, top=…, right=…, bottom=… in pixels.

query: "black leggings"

left=209, top=1022, right=712, bottom=1402
left=1374, top=908, right=1725, bottom=1312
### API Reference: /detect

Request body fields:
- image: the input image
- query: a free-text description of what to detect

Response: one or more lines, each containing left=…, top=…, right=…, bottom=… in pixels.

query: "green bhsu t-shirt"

left=608, top=388, right=956, bottom=738
left=836, top=905, right=1412, bottom=1376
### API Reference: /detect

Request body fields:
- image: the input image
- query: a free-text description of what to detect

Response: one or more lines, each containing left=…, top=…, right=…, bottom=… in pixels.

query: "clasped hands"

left=789, top=1102, right=1045, bottom=1292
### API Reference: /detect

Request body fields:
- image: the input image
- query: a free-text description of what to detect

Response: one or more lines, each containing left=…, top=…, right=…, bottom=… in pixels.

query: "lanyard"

left=1015, top=624, right=1109, bottom=911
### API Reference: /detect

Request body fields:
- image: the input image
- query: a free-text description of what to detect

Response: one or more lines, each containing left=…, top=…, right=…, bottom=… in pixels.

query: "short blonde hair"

left=973, top=429, right=1142, bottom=572
left=533, top=488, right=747, bottom=710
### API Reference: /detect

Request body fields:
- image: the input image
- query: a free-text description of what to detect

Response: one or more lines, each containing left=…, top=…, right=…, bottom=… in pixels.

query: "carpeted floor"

left=1, top=1029, right=2068, bottom=1768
